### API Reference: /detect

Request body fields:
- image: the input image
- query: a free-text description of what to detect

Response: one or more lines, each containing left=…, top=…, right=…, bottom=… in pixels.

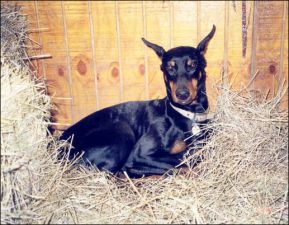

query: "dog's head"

left=142, top=25, right=216, bottom=113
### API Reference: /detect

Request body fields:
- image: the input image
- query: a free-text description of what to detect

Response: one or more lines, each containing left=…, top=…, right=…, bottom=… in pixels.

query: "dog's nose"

left=176, top=88, right=190, bottom=100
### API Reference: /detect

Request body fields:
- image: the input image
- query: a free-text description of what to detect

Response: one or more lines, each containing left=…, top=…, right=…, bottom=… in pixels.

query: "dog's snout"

left=176, top=88, right=190, bottom=100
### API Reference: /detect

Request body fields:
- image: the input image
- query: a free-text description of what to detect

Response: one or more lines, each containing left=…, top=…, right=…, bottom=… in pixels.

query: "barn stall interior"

left=1, top=1, right=288, bottom=224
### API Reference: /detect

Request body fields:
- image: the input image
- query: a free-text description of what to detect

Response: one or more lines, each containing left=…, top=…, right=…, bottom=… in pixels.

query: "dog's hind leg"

left=61, top=121, right=136, bottom=174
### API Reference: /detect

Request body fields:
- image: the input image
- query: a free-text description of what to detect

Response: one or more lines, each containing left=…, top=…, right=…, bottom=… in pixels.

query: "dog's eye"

left=187, top=63, right=196, bottom=71
left=187, top=59, right=197, bottom=70
left=167, top=66, right=173, bottom=71
left=167, top=65, right=176, bottom=73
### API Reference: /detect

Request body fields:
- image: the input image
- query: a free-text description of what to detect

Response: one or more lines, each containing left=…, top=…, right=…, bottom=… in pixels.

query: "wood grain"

left=63, top=1, right=97, bottom=123
left=145, top=1, right=170, bottom=100
left=172, top=2, right=198, bottom=51
left=17, top=1, right=288, bottom=126
left=280, top=1, right=288, bottom=109
left=118, top=2, right=147, bottom=103
left=227, top=1, right=254, bottom=91
left=20, top=1, right=44, bottom=77
left=253, top=1, right=284, bottom=100
left=90, top=2, right=120, bottom=110
left=198, top=1, right=225, bottom=112
left=36, top=1, right=73, bottom=128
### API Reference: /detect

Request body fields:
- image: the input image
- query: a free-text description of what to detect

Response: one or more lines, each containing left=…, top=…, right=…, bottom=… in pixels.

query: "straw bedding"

left=1, top=2, right=288, bottom=224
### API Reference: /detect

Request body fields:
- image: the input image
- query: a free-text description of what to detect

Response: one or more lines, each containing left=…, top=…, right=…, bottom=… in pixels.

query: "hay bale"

left=1, top=2, right=288, bottom=224
left=1, top=2, right=59, bottom=224
left=1, top=2, right=28, bottom=67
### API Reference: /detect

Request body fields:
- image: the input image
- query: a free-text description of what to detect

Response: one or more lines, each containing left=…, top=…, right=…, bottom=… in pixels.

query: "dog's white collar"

left=169, top=102, right=208, bottom=122
left=169, top=102, right=212, bottom=136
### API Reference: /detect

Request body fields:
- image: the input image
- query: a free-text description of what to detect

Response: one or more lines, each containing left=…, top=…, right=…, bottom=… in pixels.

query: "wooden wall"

left=19, top=1, right=288, bottom=129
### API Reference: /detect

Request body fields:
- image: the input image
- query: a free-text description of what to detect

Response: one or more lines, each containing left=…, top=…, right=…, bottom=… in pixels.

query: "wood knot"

left=111, top=67, right=119, bottom=78
left=269, top=64, right=276, bottom=75
left=77, top=60, right=87, bottom=75
left=139, top=64, right=145, bottom=75
left=57, top=66, right=64, bottom=76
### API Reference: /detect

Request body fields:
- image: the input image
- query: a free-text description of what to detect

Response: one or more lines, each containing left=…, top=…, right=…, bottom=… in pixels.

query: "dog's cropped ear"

left=142, top=38, right=166, bottom=59
left=197, top=25, right=216, bottom=55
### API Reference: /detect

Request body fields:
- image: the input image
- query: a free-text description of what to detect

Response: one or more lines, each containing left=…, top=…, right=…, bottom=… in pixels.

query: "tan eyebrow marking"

left=168, top=60, right=176, bottom=67
left=187, top=58, right=194, bottom=66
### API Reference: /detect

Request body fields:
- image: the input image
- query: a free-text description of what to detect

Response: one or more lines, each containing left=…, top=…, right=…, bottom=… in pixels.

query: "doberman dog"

left=59, top=25, right=216, bottom=178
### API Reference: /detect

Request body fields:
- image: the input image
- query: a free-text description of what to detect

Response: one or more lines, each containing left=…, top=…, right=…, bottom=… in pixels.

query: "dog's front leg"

left=122, top=134, right=180, bottom=177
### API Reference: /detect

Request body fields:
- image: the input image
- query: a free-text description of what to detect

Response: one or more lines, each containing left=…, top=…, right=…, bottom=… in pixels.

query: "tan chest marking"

left=170, top=140, right=187, bottom=154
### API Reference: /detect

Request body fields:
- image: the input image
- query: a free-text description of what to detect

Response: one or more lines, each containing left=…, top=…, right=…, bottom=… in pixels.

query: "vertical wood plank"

left=115, top=2, right=124, bottom=102
left=196, top=1, right=201, bottom=43
left=145, top=1, right=170, bottom=100
left=280, top=1, right=288, bottom=109
left=169, top=1, right=174, bottom=48
left=33, top=1, right=73, bottom=128
left=142, top=1, right=149, bottom=100
left=19, top=1, right=44, bottom=77
left=250, top=1, right=258, bottom=84
left=172, top=1, right=198, bottom=47
left=199, top=1, right=226, bottom=112
left=223, top=1, right=229, bottom=83
left=33, top=1, right=46, bottom=79
left=63, top=1, right=97, bottom=122
left=227, top=1, right=254, bottom=90
left=88, top=1, right=99, bottom=109
left=90, top=1, right=120, bottom=110
left=118, top=2, right=147, bottom=102
left=253, top=1, right=284, bottom=99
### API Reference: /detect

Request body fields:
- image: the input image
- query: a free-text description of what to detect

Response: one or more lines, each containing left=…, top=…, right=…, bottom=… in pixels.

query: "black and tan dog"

left=59, top=25, right=216, bottom=178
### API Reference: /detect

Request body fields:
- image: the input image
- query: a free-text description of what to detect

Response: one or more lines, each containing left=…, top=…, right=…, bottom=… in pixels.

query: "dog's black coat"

left=59, top=25, right=216, bottom=178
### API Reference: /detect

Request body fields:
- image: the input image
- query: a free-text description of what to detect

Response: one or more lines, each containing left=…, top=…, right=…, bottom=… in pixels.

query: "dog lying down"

left=59, top=25, right=216, bottom=178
